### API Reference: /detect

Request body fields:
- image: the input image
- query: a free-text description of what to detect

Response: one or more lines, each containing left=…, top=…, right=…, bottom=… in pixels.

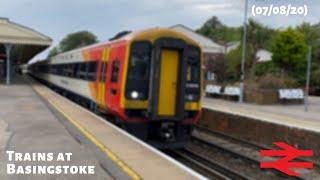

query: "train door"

left=158, top=49, right=179, bottom=116
left=97, top=48, right=109, bottom=107
left=149, top=38, right=187, bottom=120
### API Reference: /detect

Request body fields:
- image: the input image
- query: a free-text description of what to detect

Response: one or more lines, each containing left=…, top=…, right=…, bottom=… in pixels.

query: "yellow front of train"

left=121, top=28, right=203, bottom=148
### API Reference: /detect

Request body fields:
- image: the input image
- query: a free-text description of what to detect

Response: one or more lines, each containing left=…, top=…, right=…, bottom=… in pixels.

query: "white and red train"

left=29, top=28, right=203, bottom=148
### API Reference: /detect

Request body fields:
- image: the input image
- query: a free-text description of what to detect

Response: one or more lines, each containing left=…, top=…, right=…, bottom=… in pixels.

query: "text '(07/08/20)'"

left=251, top=4, right=308, bottom=17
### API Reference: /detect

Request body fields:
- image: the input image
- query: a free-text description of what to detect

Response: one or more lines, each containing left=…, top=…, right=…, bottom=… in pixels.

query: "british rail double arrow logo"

left=260, top=142, right=313, bottom=176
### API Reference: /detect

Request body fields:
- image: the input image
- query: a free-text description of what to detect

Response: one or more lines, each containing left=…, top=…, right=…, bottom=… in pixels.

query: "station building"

left=0, top=18, right=52, bottom=85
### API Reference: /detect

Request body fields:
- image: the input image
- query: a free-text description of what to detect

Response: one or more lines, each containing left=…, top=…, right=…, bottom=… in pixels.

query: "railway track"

left=171, top=149, right=251, bottom=180
left=191, top=126, right=318, bottom=180
left=195, top=125, right=320, bottom=167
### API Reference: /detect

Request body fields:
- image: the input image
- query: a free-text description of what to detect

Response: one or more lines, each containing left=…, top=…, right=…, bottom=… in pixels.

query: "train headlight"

left=131, top=91, right=139, bottom=99
left=186, top=94, right=194, bottom=101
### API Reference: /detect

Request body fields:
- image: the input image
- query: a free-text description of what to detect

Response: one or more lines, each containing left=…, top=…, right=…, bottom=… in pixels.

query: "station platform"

left=201, top=97, right=320, bottom=164
left=0, top=77, right=111, bottom=180
left=203, top=97, right=320, bottom=133
left=0, top=76, right=203, bottom=180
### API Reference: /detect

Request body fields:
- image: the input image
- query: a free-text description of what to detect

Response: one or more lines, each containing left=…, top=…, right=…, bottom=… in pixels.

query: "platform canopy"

left=0, top=18, right=52, bottom=84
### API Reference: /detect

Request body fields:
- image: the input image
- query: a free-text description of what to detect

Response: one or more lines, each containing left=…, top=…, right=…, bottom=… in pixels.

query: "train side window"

left=186, top=46, right=200, bottom=84
left=62, top=64, right=67, bottom=76
left=69, top=64, right=76, bottom=77
left=44, top=65, right=49, bottom=73
left=65, top=64, right=70, bottom=76
left=87, top=61, right=97, bottom=81
left=75, top=63, right=82, bottom=78
left=104, top=62, right=108, bottom=82
left=62, top=64, right=68, bottom=76
left=82, top=63, right=87, bottom=80
left=185, top=46, right=201, bottom=101
left=100, top=62, right=108, bottom=82
left=111, top=60, right=120, bottom=83
left=186, top=61, right=200, bottom=83
left=49, top=65, right=52, bottom=74
left=75, top=63, right=80, bottom=78
left=57, top=64, right=63, bottom=75
left=78, top=63, right=87, bottom=80
left=50, top=65, right=56, bottom=74
left=66, top=64, right=74, bottom=77
left=72, top=63, right=78, bottom=78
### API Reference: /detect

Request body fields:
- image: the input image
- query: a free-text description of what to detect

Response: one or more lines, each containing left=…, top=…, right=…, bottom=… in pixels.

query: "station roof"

left=0, top=18, right=52, bottom=64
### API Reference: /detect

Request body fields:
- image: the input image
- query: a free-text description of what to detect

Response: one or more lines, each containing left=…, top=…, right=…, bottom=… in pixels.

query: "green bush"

left=272, top=28, right=308, bottom=73
left=225, top=46, right=254, bottom=83
left=225, top=48, right=241, bottom=82
left=255, top=61, right=280, bottom=76
left=256, top=73, right=298, bottom=89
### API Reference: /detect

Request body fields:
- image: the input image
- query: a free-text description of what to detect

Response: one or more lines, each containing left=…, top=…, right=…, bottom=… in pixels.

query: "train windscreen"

left=125, top=41, right=152, bottom=100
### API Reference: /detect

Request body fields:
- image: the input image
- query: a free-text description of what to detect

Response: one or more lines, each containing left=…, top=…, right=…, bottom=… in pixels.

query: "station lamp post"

left=305, top=46, right=312, bottom=112
left=304, top=38, right=320, bottom=112
left=4, top=43, right=12, bottom=85
left=239, top=0, right=249, bottom=103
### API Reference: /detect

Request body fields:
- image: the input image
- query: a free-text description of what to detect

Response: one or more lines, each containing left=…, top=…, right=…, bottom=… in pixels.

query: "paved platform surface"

left=0, top=77, right=113, bottom=180
left=203, top=97, right=320, bottom=133
left=29, top=76, right=203, bottom=180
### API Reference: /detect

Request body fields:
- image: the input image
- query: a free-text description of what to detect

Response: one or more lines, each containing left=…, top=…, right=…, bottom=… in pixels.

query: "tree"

left=272, top=28, right=308, bottom=76
left=48, top=47, right=60, bottom=57
left=225, top=45, right=254, bottom=82
left=197, top=16, right=241, bottom=42
left=296, top=22, right=320, bottom=87
left=59, top=31, right=98, bottom=52
left=296, top=22, right=320, bottom=45
left=198, top=17, right=277, bottom=79
left=246, top=19, right=276, bottom=77
left=47, top=31, right=98, bottom=57
left=225, top=47, right=242, bottom=82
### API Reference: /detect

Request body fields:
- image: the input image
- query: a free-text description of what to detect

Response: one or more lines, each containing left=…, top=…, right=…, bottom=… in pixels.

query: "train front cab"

left=122, top=29, right=202, bottom=148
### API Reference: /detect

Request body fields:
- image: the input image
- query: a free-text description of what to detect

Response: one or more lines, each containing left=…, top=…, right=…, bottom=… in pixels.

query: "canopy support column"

left=5, top=44, right=12, bottom=85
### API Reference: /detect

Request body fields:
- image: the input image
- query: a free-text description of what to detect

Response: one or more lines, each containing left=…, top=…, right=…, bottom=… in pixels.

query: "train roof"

left=56, top=28, right=199, bottom=54
left=31, top=28, right=201, bottom=65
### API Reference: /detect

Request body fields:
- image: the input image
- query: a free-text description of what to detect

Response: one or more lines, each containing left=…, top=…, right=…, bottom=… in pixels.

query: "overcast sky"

left=1, top=0, right=319, bottom=60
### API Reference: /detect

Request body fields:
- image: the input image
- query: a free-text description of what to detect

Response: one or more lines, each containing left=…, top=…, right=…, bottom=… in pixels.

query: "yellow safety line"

left=34, top=86, right=141, bottom=180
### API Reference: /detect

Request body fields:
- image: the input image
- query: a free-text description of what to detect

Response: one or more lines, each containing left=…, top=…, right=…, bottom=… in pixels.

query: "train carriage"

left=29, top=28, right=203, bottom=148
